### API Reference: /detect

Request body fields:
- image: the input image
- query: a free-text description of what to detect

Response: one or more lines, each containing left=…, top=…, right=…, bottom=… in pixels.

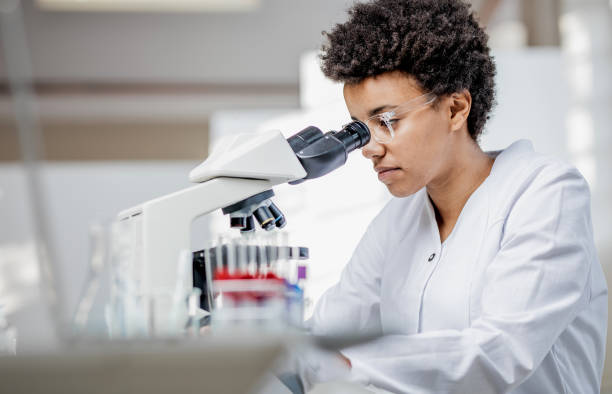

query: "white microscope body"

left=114, top=122, right=369, bottom=335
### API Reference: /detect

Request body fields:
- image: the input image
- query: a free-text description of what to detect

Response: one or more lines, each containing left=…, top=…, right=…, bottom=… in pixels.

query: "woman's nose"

left=362, top=137, right=385, bottom=159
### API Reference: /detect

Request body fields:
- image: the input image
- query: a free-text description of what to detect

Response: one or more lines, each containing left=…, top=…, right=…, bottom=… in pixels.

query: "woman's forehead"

left=343, top=72, right=425, bottom=116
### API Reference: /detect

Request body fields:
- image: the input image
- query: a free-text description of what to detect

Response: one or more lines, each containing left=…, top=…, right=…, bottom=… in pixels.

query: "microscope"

left=114, top=121, right=369, bottom=335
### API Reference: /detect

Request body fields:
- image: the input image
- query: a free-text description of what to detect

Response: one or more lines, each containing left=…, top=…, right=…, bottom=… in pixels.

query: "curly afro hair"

left=320, top=0, right=496, bottom=140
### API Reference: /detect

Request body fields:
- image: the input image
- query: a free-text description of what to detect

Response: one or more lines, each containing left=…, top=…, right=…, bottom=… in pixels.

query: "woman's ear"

left=449, top=90, right=472, bottom=132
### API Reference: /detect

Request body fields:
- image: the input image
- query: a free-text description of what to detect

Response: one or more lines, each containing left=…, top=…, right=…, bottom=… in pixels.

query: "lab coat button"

left=428, top=253, right=436, bottom=262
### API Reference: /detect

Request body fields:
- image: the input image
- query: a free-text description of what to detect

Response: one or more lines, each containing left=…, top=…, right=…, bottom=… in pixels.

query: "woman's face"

left=344, top=71, right=455, bottom=197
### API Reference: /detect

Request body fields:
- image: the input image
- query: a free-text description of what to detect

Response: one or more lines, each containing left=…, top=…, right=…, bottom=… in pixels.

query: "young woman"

left=307, top=1, right=607, bottom=392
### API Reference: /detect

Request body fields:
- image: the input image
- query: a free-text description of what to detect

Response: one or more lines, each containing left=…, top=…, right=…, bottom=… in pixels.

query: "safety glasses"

left=365, top=92, right=437, bottom=143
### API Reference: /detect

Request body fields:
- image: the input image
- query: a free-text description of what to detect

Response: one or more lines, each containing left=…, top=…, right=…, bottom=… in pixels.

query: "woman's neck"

left=426, top=137, right=494, bottom=243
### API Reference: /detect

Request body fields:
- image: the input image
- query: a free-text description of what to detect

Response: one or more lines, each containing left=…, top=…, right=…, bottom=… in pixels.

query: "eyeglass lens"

left=366, top=118, right=393, bottom=143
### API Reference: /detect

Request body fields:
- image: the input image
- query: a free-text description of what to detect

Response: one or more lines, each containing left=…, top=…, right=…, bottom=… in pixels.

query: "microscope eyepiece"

left=222, top=122, right=371, bottom=234
left=333, top=120, right=370, bottom=153
left=287, top=120, right=371, bottom=185
left=287, top=126, right=324, bottom=153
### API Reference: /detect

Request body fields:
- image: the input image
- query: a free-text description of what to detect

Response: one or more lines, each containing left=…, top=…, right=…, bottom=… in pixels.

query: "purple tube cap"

left=297, top=265, right=307, bottom=280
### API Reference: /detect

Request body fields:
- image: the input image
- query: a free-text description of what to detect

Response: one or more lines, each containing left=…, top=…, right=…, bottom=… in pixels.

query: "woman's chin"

left=386, top=183, right=422, bottom=198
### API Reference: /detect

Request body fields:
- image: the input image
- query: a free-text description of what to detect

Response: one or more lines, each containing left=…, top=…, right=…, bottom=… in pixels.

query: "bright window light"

left=36, top=0, right=260, bottom=12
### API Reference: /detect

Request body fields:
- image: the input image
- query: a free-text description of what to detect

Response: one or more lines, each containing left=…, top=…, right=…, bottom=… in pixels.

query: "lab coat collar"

left=483, top=139, right=536, bottom=191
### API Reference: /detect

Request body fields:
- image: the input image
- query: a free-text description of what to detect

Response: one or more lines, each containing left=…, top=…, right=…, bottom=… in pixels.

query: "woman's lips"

left=376, top=167, right=401, bottom=182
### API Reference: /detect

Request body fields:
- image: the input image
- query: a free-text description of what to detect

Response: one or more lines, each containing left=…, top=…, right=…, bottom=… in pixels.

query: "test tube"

left=248, top=241, right=257, bottom=277
left=277, top=232, right=290, bottom=281
left=214, top=237, right=224, bottom=275
left=227, top=236, right=237, bottom=276
left=260, top=234, right=269, bottom=278
left=291, top=246, right=300, bottom=285
left=267, top=232, right=279, bottom=277
left=237, top=236, right=248, bottom=275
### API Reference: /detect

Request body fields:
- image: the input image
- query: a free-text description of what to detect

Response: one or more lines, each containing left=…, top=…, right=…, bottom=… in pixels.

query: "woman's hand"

left=338, top=352, right=352, bottom=369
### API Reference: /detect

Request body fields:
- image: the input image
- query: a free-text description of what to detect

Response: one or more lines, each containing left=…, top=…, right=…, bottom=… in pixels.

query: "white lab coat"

left=308, top=140, right=607, bottom=393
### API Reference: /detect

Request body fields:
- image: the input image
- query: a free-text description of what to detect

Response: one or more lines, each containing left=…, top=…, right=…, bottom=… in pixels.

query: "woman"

left=306, top=0, right=607, bottom=393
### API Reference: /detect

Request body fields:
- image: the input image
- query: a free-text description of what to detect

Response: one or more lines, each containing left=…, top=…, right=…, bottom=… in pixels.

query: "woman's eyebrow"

left=350, top=104, right=395, bottom=121
left=368, top=104, right=394, bottom=117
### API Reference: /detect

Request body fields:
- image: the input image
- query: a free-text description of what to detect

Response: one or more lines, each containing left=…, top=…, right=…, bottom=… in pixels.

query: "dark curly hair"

left=320, top=0, right=496, bottom=140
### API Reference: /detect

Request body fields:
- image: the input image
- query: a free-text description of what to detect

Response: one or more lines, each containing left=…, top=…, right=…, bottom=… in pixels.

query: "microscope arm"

left=117, top=177, right=279, bottom=335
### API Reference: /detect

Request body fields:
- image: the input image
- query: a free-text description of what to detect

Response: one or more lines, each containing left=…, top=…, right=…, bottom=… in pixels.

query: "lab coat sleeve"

left=297, top=206, right=389, bottom=390
left=341, top=165, right=595, bottom=393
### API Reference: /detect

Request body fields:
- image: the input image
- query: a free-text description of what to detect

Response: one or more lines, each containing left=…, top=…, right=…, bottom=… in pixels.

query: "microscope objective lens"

left=254, top=206, right=275, bottom=230
left=230, top=216, right=247, bottom=228
left=268, top=202, right=286, bottom=228
left=240, top=215, right=255, bottom=234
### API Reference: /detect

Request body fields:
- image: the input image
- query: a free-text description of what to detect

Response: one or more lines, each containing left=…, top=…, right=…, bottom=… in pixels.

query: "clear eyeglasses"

left=365, top=92, right=437, bottom=143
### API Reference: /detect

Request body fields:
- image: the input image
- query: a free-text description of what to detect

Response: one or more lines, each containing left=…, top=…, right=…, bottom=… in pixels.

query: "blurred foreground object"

left=0, top=337, right=283, bottom=394
left=0, top=0, right=64, bottom=350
